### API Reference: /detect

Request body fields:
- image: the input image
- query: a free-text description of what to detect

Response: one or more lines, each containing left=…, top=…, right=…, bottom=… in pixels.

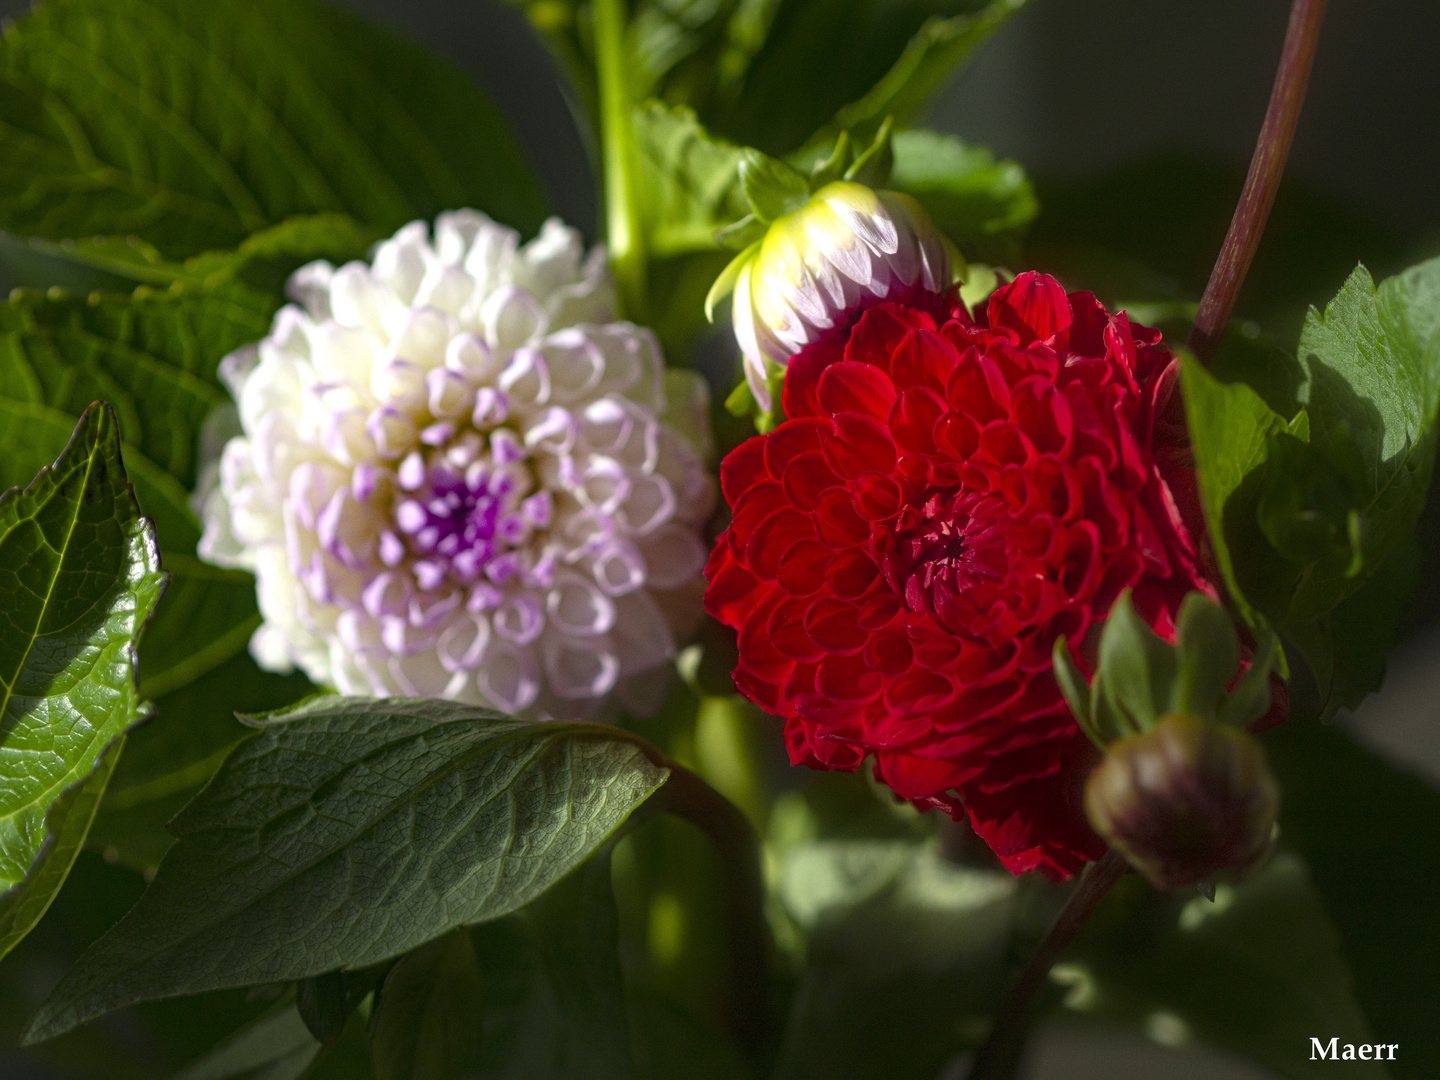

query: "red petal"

left=865, top=632, right=914, bottom=675
left=817, top=361, right=897, bottom=419
left=781, top=452, right=841, bottom=509
left=745, top=507, right=815, bottom=580
left=821, top=412, right=897, bottom=479
left=814, top=489, right=870, bottom=547
left=816, top=654, right=882, bottom=702
left=764, top=417, right=827, bottom=479
left=829, top=549, right=881, bottom=599
left=851, top=472, right=902, bottom=521
left=804, top=597, right=868, bottom=654
left=783, top=339, right=846, bottom=419
left=844, top=303, right=937, bottom=373
left=1009, top=376, right=1073, bottom=455
left=776, top=539, right=832, bottom=596
left=888, top=386, right=946, bottom=453
left=720, top=435, right=768, bottom=505
left=945, top=351, right=1011, bottom=423
left=889, top=327, right=962, bottom=393
left=987, top=271, right=1074, bottom=346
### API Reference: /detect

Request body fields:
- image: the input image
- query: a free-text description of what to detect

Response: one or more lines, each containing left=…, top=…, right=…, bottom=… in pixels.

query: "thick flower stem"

left=1188, top=0, right=1327, bottom=362
left=593, top=0, right=648, bottom=320
left=966, top=849, right=1130, bottom=1080
left=648, top=759, right=773, bottom=1065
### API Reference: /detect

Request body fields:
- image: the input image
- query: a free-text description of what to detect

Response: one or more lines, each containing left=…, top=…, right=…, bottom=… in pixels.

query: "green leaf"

left=370, top=930, right=484, bottom=1080
left=1179, top=358, right=1302, bottom=637
left=1185, top=259, right=1440, bottom=715
left=1, top=213, right=374, bottom=296
left=1286, top=540, right=1421, bottom=718
left=0, top=216, right=366, bottom=741
left=0, top=736, right=123, bottom=959
left=174, top=1005, right=321, bottom=1080
left=24, top=697, right=670, bottom=1042
left=296, top=972, right=352, bottom=1049
left=886, top=128, right=1036, bottom=264
left=628, top=988, right=750, bottom=1080
left=89, top=650, right=314, bottom=875
left=468, top=848, right=635, bottom=1080
left=631, top=104, right=751, bottom=257
left=772, top=840, right=1018, bottom=1080
left=1070, top=853, right=1384, bottom=1080
left=738, top=150, right=809, bottom=223
left=841, top=117, right=894, bottom=189
left=800, top=0, right=1029, bottom=158
left=1286, top=259, right=1440, bottom=621
left=717, top=0, right=1025, bottom=156
left=0, top=0, right=545, bottom=258
left=0, top=402, right=165, bottom=961
left=1265, top=721, right=1440, bottom=1080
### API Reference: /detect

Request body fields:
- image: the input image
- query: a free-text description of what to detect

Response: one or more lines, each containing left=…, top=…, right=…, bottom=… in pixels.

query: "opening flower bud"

left=1084, top=713, right=1280, bottom=891
left=708, top=181, right=953, bottom=415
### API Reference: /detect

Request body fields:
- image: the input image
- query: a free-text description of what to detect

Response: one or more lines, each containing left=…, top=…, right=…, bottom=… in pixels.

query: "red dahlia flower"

left=704, top=271, right=1220, bottom=879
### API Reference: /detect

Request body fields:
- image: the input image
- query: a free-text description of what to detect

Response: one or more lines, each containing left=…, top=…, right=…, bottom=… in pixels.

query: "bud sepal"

left=1053, top=590, right=1281, bottom=749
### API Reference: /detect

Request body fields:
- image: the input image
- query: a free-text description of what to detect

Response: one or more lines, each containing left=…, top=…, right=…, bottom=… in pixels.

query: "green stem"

left=966, top=849, right=1129, bottom=1080
left=593, top=0, right=647, bottom=320
left=647, top=759, right=772, bottom=1065
left=1187, top=0, right=1327, bottom=362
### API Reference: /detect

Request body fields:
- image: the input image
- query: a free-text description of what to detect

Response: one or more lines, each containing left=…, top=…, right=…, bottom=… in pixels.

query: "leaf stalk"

left=647, top=758, right=773, bottom=1066
left=966, top=849, right=1129, bottom=1080
left=1188, top=0, right=1328, bottom=362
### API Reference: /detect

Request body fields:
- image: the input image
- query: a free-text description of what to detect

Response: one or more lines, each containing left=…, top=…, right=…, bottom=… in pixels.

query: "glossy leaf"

left=370, top=930, right=484, bottom=1080
left=468, top=848, right=635, bottom=1080
left=0, top=0, right=545, bottom=257
left=24, top=697, right=669, bottom=1042
left=0, top=403, right=165, bottom=960
left=0, top=216, right=365, bottom=775
left=0, top=737, right=122, bottom=959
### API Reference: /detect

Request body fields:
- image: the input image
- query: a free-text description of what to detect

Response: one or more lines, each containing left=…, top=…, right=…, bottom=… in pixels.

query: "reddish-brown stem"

left=1188, top=0, right=1328, bottom=362
left=966, top=850, right=1129, bottom=1080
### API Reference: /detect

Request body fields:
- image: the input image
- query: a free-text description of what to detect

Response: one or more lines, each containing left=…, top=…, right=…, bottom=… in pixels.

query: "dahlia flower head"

left=714, top=181, right=953, bottom=413
left=197, top=212, right=715, bottom=722
left=705, top=269, right=1217, bottom=879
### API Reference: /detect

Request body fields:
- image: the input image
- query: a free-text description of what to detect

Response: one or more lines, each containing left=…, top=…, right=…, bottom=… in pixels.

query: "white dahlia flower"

left=707, top=181, right=955, bottom=413
left=197, top=213, right=715, bottom=721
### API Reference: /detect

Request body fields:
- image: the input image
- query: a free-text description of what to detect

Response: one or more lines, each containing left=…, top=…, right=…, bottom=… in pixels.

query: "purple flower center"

left=383, top=445, right=553, bottom=597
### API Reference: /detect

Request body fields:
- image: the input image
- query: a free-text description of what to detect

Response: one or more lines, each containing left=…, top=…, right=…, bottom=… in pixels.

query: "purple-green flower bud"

left=1084, top=713, right=1280, bottom=891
